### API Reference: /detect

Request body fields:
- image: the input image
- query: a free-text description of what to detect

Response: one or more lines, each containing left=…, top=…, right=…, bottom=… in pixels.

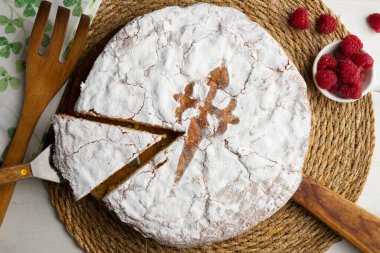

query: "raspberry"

left=353, top=52, right=374, bottom=72
left=358, top=72, right=366, bottom=85
left=316, top=69, right=337, bottom=89
left=317, top=54, right=337, bottom=70
left=354, top=82, right=362, bottom=89
left=340, top=35, right=363, bottom=56
left=367, top=13, right=380, bottom=32
left=289, top=8, right=309, bottom=30
left=317, top=14, right=337, bottom=34
left=341, top=83, right=363, bottom=99
left=328, top=81, right=340, bottom=93
left=333, top=49, right=349, bottom=66
left=339, top=59, right=360, bottom=83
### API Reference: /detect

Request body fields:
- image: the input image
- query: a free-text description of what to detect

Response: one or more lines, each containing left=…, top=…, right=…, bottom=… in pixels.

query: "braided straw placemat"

left=45, top=0, right=375, bottom=252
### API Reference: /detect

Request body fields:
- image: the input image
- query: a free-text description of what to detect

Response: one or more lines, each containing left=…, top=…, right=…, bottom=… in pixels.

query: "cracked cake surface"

left=52, top=115, right=162, bottom=200
left=72, top=3, right=311, bottom=248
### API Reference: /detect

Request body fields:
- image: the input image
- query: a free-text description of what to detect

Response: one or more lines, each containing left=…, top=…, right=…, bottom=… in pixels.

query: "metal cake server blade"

left=30, top=145, right=62, bottom=183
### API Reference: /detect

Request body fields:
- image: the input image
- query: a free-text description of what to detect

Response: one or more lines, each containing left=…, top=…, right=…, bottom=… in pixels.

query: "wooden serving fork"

left=0, top=1, right=89, bottom=225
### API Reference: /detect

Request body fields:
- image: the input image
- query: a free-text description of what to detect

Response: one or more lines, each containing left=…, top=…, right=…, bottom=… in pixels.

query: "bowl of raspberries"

left=313, top=35, right=375, bottom=102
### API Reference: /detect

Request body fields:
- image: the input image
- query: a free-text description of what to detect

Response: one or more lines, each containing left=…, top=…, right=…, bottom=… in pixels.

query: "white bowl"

left=313, top=40, right=376, bottom=103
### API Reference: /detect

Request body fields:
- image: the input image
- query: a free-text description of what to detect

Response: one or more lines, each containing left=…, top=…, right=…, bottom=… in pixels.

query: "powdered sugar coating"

left=75, top=3, right=311, bottom=248
left=52, top=115, right=162, bottom=200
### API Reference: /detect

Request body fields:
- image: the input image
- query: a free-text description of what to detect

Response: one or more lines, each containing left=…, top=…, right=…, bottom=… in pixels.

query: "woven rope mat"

left=45, top=0, right=375, bottom=252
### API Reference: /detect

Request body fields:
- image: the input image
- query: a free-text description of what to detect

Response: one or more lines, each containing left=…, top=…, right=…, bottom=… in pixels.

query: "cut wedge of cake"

left=52, top=114, right=162, bottom=200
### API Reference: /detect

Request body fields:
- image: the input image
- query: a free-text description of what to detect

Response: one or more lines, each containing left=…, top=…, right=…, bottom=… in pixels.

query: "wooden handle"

left=0, top=164, right=33, bottom=185
left=0, top=104, right=43, bottom=225
left=293, top=176, right=380, bottom=253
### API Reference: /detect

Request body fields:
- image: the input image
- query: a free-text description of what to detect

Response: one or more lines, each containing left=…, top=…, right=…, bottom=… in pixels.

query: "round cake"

left=56, top=3, right=311, bottom=248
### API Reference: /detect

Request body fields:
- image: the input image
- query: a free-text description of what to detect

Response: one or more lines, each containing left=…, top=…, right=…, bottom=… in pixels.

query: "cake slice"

left=52, top=114, right=162, bottom=200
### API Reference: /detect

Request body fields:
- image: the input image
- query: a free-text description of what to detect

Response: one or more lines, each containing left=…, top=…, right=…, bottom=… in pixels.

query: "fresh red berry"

left=317, top=14, right=337, bottom=34
left=317, top=54, right=337, bottom=70
left=289, top=8, right=309, bottom=30
left=340, top=35, right=363, bottom=56
left=333, top=49, right=349, bottom=66
left=328, top=81, right=340, bottom=93
left=358, top=72, right=366, bottom=85
left=341, top=83, right=363, bottom=99
left=339, top=59, right=360, bottom=83
left=316, top=69, right=337, bottom=89
left=353, top=52, right=374, bottom=72
left=334, top=49, right=350, bottom=65
left=353, top=81, right=363, bottom=89
left=367, top=13, right=380, bottom=32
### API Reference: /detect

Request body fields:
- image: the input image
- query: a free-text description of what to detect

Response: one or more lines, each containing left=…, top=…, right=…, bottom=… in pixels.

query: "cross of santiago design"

left=173, top=64, right=240, bottom=183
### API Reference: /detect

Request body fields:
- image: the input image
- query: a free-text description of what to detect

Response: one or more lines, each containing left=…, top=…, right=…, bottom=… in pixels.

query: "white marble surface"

left=0, top=0, right=379, bottom=252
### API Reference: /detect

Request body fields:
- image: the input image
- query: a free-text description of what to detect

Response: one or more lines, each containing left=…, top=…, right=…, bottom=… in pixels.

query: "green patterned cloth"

left=0, top=0, right=102, bottom=163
